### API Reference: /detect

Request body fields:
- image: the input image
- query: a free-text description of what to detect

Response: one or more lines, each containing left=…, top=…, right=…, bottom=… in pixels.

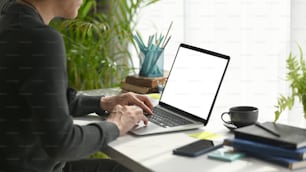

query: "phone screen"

left=173, top=139, right=222, bottom=157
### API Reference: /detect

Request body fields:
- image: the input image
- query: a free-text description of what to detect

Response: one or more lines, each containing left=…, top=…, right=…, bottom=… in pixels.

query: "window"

left=135, top=0, right=296, bottom=123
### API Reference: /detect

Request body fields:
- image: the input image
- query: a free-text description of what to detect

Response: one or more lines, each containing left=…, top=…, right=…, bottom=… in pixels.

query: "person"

left=0, top=0, right=154, bottom=171
left=0, top=0, right=14, bottom=15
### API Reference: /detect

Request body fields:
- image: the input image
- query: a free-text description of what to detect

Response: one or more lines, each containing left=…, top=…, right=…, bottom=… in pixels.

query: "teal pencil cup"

left=139, top=47, right=164, bottom=77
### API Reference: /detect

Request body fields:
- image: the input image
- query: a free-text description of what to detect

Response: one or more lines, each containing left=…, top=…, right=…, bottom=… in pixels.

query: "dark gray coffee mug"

left=221, top=106, right=258, bottom=128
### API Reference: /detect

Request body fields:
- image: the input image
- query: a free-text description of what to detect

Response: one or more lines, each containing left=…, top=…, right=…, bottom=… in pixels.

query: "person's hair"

left=0, top=0, right=15, bottom=15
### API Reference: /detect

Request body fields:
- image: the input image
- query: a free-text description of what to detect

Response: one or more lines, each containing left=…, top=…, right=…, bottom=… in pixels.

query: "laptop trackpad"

left=131, top=122, right=167, bottom=135
left=134, top=121, right=162, bottom=130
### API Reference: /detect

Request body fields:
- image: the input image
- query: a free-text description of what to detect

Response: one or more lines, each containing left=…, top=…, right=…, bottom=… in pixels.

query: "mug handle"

left=221, top=112, right=232, bottom=124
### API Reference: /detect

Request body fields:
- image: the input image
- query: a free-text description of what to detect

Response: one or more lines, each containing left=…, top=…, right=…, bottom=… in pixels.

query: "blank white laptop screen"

left=160, top=45, right=228, bottom=121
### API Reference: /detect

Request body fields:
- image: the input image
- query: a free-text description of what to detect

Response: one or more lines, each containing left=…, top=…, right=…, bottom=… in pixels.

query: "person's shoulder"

left=31, top=25, right=63, bottom=43
left=7, top=3, right=63, bottom=42
left=24, top=25, right=66, bottom=66
left=0, top=0, right=15, bottom=15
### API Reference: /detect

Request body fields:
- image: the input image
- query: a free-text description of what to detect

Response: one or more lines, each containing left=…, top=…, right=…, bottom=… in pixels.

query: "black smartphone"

left=173, top=139, right=223, bottom=157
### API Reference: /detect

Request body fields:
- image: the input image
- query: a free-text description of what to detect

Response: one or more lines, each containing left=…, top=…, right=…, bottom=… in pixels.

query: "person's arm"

left=67, top=87, right=155, bottom=118
left=22, top=27, right=119, bottom=160
left=67, top=87, right=107, bottom=117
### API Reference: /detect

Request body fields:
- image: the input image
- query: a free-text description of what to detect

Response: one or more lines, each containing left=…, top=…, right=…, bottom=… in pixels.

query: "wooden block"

left=120, top=81, right=158, bottom=94
left=125, top=75, right=167, bottom=88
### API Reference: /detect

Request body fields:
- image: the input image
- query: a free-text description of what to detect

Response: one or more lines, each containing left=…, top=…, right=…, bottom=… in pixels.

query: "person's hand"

left=106, top=104, right=148, bottom=135
left=100, top=92, right=154, bottom=115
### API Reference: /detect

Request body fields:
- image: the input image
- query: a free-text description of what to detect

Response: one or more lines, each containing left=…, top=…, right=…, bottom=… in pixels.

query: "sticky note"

left=147, top=93, right=161, bottom=100
left=207, top=148, right=245, bottom=162
left=189, top=131, right=223, bottom=140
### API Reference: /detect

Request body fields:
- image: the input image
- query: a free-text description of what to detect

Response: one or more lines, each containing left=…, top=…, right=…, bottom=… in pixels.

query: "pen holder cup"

left=139, top=48, right=164, bottom=77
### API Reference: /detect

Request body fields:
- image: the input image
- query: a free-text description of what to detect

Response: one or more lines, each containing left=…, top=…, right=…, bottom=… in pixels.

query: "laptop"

left=130, top=43, right=230, bottom=136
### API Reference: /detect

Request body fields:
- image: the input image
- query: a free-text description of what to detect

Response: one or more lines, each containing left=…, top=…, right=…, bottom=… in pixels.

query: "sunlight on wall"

left=135, top=0, right=293, bottom=123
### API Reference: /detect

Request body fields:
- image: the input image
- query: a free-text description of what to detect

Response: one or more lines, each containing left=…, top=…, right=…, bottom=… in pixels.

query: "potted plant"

left=50, top=0, right=159, bottom=90
left=274, top=45, right=306, bottom=122
left=50, top=0, right=160, bottom=159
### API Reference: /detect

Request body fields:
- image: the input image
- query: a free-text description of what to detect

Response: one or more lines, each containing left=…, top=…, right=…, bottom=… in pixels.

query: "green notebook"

left=208, top=148, right=245, bottom=162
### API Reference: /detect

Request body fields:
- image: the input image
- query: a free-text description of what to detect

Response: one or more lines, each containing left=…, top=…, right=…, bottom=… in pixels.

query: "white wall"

left=292, top=0, right=306, bottom=49
left=288, top=0, right=306, bottom=127
left=134, top=0, right=294, bottom=124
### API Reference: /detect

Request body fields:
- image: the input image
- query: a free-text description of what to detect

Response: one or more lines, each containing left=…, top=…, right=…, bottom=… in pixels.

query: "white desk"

left=101, top=120, right=305, bottom=172
left=77, top=89, right=306, bottom=172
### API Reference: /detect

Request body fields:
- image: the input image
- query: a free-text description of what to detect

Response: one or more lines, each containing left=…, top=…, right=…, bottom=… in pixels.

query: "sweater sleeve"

left=20, top=27, right=119, bottom=160
left=67, top=87, right=108, bottom=117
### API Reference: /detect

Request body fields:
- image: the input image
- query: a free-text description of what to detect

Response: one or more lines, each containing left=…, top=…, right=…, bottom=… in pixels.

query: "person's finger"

left=132, top=96, right=153, bottom=114
left=132, top=106, right=149, bottom=125
left=139, top=113, right=149, bottom=125
left=137, top=95, right=154, bottom=109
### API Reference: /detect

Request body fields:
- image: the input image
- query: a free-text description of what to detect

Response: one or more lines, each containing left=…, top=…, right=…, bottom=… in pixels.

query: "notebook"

left=234, top=122, right=306, bottom=149
left=130, top=43, right=230, bottom=136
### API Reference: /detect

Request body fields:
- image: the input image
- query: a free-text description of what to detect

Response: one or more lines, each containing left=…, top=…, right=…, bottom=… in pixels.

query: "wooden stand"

left=121, top=72, right=168, bottom=94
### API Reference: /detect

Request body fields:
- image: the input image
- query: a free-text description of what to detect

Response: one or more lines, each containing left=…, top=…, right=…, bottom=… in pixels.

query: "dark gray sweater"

left=0, top=3, right=119, bottom=172
left=0, top=0, right=14, bottom=15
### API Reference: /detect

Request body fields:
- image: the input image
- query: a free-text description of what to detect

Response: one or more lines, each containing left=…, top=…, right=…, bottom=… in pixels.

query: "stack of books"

left=224, top=122, right=306, bottom=170
left=121, top=74, right=168, bottom=94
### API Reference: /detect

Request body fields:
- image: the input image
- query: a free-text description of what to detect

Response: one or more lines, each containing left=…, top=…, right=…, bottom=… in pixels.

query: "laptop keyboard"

left=147, top=108, right=193, bottom=128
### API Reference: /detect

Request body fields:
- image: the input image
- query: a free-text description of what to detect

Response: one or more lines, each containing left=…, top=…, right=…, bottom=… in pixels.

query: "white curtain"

left=135, top=0, right=294, bottom=123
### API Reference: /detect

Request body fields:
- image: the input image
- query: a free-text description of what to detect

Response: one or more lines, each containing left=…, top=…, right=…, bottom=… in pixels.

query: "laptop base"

left=130, top=122, right=203, bottom=136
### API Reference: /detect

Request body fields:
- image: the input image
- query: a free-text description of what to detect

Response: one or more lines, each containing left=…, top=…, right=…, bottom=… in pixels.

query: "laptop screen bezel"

left=158, top=43, right=230, bottom=126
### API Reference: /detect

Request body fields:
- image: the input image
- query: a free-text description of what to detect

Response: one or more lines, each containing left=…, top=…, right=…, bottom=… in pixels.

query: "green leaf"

left=274, top=44, right=306, bottom=121
left=274, top=111, right=280, bottom=122
left=89, top=151, right=110, bottom=159
left=79, top=0, right=96, bottom=19
left=50, top=0, right=160, bottom=89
